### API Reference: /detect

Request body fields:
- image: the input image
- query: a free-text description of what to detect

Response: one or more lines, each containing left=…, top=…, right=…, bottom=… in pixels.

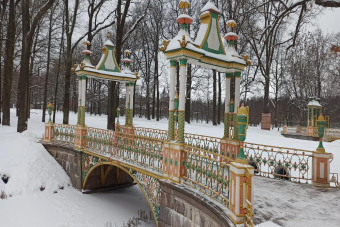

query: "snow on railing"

left=84, top=126, right=164, bottom=174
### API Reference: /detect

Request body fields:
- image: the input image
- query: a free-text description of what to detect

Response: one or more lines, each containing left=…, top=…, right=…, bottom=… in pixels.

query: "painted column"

left=129, top=84, right=134, bottom=126
left=223, top=73, right=232, bottom=138
left=229, top=162, right=254, bottom=225
left=308, top=107, right=310, bottom=127
left=234, top=72, right=241, bottom=113
left=177, top=58, right=187, bottom=143
left=75, top=75, right=87, bottom=150
left=168, top=60, right=177, bottom=141
left=125, top=83, right=130, bottom=126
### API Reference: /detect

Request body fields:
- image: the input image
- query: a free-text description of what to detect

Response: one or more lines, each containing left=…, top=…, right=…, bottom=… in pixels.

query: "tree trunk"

left=107, top=81, right=116, bottom=130
left=17, top=0, right=31, bottom=132
left=42, top=10, right=53, bottom=122
left=218, top=72, right=221, bottom=124
left=53, top=14, right=65, bottom=123
left=212, top=70, right=217, bottom=125
left=263, top=73, right=270, bottom=113
left=2, top=0, right=15, bottom=126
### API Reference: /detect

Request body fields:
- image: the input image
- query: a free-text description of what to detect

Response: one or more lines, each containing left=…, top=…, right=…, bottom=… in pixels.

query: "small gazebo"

left=72, top=33, right=138, bottom=147
left=307, top=97, right=322, bottom=135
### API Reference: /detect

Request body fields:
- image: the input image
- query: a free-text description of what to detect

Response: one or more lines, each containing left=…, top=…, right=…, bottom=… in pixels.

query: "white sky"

left=309, top=8, right=340, bottom=34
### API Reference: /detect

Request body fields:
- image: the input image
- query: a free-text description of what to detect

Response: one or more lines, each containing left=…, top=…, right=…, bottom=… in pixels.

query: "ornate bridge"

left=41, top=2, right=338, bottom=226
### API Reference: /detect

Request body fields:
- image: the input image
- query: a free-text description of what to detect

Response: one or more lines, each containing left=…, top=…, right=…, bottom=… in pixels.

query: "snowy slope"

left=1, top=109, right=340, bottom=227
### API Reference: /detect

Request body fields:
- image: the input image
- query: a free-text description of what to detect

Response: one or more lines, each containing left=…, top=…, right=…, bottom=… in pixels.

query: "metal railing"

left=182, top=143, right=230, bottom=207
left=54, top=124, right=75, bottom=144
left=244, top=142, right=313, bottom=183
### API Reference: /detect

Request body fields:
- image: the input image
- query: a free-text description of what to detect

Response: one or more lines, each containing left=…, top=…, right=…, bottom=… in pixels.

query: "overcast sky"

left=310, top=8, right=340, bottom=34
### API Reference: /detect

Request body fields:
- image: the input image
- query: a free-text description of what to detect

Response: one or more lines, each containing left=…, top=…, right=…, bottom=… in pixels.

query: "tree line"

left=0, top=0, right=339, bottom=133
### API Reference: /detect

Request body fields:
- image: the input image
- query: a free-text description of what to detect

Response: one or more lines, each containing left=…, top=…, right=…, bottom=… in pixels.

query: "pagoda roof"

left=160, top=1, right=247, bottom=73
left=75, top=37, right=138, bottom=82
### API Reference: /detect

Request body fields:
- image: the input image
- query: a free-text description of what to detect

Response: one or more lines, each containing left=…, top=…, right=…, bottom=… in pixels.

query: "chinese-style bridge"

left=41, top=1, right=336, bottom=227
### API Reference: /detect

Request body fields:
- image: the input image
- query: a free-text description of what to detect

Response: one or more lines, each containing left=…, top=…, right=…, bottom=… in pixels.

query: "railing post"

left=163, top=142, right=186, bottom=183
left=312, top=114, right=331, bottom=187
left=229, top=162, right=254, bottom=225
left=43, top=103, right=54, bottom=142
left=74, top=125, right=87, bottom=150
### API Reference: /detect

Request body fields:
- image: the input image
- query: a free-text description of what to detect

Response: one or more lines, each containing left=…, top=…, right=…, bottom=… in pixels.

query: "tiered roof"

left=160, top=0, right=250, bottom=73
left=74, top=33, right=138, bottom=82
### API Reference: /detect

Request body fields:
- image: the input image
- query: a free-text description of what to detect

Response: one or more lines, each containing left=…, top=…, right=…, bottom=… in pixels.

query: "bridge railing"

left=84, top=126, right=164, bottom=174
left=244, top=142, right=313, bottom=183
left=182, top=143, right=231, bottom=207
left=54, top=124, right=75, bottom=145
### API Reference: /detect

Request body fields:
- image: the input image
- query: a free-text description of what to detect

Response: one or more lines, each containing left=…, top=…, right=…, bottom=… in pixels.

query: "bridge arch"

left=83, top=161, right=160, bottom=224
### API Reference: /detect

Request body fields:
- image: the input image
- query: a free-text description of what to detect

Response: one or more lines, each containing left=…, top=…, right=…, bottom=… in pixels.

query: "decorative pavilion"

left=72, top=33, right=138, bottom=148
left=160, top=0, right=249, bottom=144
left=159, top=1, right=250, bottom=223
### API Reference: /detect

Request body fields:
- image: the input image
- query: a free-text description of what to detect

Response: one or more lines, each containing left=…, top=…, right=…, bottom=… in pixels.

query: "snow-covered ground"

left=1, top=109, right=340, bottom=227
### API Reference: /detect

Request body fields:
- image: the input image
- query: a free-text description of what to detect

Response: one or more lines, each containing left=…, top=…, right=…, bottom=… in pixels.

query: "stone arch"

left=83, top=162, right=160, bottom=224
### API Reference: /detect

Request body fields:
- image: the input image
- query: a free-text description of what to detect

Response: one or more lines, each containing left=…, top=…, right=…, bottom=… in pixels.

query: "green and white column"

left=125, top=83, right=134, bottom=126
left=77, top=75, right=86, bottom=126
left=177, top=58, right=187, bottom=143
left=224, top=73, right=232, bottom=138
left=168, top=60, right=177, bottom=141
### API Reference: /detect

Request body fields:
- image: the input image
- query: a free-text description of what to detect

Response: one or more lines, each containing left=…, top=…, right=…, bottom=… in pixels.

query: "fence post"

left=312, top=114, right=331, bottom=187
left=74, top=125, right=87, bottom=150
left=283, top=125, right=287, bottom=134
left=43, top=103, right=54, bottom=142
left=163, top=142, right=186, bottom=183
left=229, top=162, right=254, bottom=225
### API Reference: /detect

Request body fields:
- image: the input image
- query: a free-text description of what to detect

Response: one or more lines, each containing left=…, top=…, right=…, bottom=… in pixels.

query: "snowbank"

left=0, top=127, right=71, bottom=197
left=256, top=221, right=281, bottom=227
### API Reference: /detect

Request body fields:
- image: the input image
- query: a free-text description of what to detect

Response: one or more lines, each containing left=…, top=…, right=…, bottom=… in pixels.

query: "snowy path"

left=1, top=109, right=340, bottom=227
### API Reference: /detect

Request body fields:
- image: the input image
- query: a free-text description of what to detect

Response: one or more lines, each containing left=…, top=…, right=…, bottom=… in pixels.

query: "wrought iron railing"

left=244, top=142, right=313, bottom=183
left=54, top=124, right=75, bottom=144
left=182, top=143, right=230, bottom=207
left=84, top=126, right=164, bottom=174
left=84, top=127, right=115, bottom=155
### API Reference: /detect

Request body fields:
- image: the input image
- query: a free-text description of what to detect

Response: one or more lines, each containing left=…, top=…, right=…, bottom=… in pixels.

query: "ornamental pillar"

left=223, top=73, right=232, bottom=138
left=168, top=60, right=177, bottom=141
left=75, top=75, right=87, bottom=150
left=177, top=58, right=187, bottom=143
left=129, top=83, right=134, bottom=126
left=312, top=114, right=331, bottom=187
left=229, top=162, right=254, bottom=225
left=77, top=76, right=86, bottom=126
left=43, top=103, right=54, bottom=142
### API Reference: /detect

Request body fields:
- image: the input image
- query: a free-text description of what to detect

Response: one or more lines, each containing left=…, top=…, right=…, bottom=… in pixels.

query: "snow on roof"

left=177, top=14, right=193, bottom=20
left=193, top=23, right=208, bottom=46
left=103, top=39, right=114, bottom=47
left=81, top=67, right=136, bottom=80
left=227, top=19, right=236, bottom=25
left=200, top=1, right=221, bottom=14
left=307, top=100, right=322, bottom=107
left=225, top=32, right=238, bottom=37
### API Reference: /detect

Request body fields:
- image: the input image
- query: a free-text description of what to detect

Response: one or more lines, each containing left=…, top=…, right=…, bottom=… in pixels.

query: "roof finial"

left=179, top=0, right=191, bottom=14
left=107, top=32, right=111, bottom=39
